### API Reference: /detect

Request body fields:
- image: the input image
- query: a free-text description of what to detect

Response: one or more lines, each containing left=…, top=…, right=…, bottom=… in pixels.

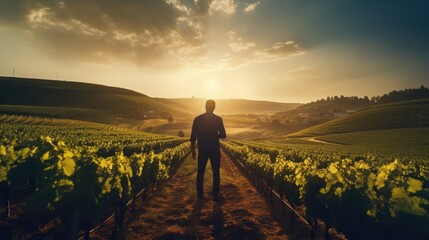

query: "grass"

left=289, top=98, right=429, bottom=137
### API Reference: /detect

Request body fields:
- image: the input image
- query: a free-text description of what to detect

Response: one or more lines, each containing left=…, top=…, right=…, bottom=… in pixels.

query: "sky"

left=0, top=0, right=428, bottom=103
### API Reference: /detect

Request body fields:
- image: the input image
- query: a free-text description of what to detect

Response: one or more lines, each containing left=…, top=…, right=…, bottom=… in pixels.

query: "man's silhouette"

left=190, top=100, right=226, bottom=201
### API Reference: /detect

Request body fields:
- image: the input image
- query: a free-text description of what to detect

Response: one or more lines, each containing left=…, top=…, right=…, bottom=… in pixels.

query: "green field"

left=0, top=113, right=121, bottom=130
left=231, top=127, right=429, bottom=165
left=0, top=105, right=116, bottom=124
left=315, top=128, right=429, bottom=146
left=289, top=99, right=429, bottom=137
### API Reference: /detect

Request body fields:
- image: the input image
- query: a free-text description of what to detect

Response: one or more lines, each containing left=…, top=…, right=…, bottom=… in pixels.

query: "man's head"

left=205, top=99, right=216, bottom=113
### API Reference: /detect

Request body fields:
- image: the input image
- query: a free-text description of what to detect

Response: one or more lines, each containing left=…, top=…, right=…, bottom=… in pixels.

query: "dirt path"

left=124, top=152, right=288, bottom=239
left=304, top=137, right=340, bottom=145
left=92, top=151, right=342, bottom=240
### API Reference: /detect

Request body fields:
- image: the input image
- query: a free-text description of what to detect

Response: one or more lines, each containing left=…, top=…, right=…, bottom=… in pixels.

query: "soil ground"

left=92, top=151, right=345, bottom=240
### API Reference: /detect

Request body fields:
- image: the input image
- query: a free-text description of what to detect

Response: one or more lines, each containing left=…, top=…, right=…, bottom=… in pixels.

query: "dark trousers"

left=197, top=150, right=220, bottom=198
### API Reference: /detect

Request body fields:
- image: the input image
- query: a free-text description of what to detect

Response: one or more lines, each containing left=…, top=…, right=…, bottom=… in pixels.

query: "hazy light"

left=204, top=79, right=220, bottom=99
left=0, top=1, right=427, bottom=103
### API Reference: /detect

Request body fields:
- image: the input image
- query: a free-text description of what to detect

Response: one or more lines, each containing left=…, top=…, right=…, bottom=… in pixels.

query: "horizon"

left=3, top=75, right=426, bottom=105
left=1, top=1, right=428, bottom=102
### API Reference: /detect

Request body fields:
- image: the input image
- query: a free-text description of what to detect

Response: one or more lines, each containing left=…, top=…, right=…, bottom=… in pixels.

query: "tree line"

left=312, top=85, right=429, bottom=105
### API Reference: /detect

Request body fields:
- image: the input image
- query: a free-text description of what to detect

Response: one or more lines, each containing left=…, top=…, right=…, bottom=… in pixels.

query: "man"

left=190, top=100, right=226, bottom=201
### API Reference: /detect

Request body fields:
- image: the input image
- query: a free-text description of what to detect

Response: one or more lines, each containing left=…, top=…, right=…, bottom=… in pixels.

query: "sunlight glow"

left=204, top=80, right=220, bottom=99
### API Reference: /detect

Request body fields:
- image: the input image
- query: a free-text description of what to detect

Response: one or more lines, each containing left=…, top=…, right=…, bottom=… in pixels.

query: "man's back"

left=190, top=99, right=226, bottom=201
left=190, top=112, right=226, bottom=153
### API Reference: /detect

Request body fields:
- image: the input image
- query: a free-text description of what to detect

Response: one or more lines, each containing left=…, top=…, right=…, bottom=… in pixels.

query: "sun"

left=206, top=80, right=217, bottom=91
left=204, top=80, right=220, bottom=98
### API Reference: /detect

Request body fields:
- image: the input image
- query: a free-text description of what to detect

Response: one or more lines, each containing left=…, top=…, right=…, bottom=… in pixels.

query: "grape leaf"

left=0, top=145, right=6, bottom=156
left=0, top=166, right=7, bottom=182
left=62, top=158, right=76, bottom=176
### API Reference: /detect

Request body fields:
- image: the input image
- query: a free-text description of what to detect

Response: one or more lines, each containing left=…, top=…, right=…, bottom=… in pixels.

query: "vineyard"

left=314, top=128, right=429, bottom=161
left=1, top=120, right=428, bottom=239
left=289, top=99, right=429, bottom=137
left=0, top=114, right=120, bottom=130
left=221, top=139, right=429, bottom=240
left=0, top=123, right=189, bottom=239
left=1, top=116, right=429, bottom=239
left=1, top=1, right=428, bottom=237
left=284, top=128, right=429, bottom=164
left=0, top=105, right=116, bottom=124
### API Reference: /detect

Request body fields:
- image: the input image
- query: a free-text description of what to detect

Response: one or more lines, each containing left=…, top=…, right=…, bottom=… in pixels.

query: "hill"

left=0, top=76, right=196, bottom=121
left=0, top=104, right=117, bottom=124
left=0, top=113, right=120, bottom=130
left=0, top=77, right=301, bottom=129
left=289, top=98, right=429, bottom=137
left=163, top=98, right=301, bottom=115
left=274, top=85, right=429, bottom=127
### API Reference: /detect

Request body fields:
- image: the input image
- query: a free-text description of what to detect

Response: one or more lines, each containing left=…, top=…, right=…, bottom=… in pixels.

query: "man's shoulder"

left=215, top=114, right=223, bottom=121
left=194, top=113, right=222, bottom=121
left=193, top=114, right=205, bottom=123
left=195, top=113, right=205, bottom=119
left=213, top=113, right=223, bottom=120
left=205, top=113, right=222, bottom=120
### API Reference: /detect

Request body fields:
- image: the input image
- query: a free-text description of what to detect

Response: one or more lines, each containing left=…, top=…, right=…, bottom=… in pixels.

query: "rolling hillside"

left=0, top=76, right=193, bottom=120
left=0, top=77, right=301, bottom=126
left=289, top=98, right=429, bottom=137
left=163, top=98, right=301, bottom=115
left=0, top=105, right=116, bottom=124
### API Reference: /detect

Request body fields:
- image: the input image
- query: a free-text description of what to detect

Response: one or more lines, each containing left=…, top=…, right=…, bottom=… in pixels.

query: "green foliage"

left=0, top=123, right=190, bottom=237
left=222, top=141, right=429, bottom=239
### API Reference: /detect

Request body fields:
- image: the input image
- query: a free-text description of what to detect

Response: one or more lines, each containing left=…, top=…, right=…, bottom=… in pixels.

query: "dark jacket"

left=190, top=113, right=226, bottom=153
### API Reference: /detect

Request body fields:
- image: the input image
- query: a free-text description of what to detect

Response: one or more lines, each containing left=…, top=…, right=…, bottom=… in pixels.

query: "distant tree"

left=178, top=130, right=185, bottom=138
left=371, top=96, right=380, bottom=103
left=378, top=86, right=429, bottom=104
left=167, top=115, right=174, bottom=123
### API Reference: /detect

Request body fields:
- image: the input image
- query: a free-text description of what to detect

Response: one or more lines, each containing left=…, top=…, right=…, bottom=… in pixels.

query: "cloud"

left=244, top=2, right=260, bottom=12
left=222, top=32, right=305, bottom=67
left=0, top=0, right=209, bottom=67
left=209, top=0, right=237, bottom=15
left=227, top=31, right=256, bottom=52
left=0, top=0, right=302, bottom=69
left=253, top=41, right=305, bottom=60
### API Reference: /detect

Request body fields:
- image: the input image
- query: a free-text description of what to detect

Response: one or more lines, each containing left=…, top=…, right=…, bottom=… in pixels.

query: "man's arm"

left=190, top=118, right=197, bottom=159
left=191, top=141, right=196, bottom=160
left=218, top=117, right=226, bottom=139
